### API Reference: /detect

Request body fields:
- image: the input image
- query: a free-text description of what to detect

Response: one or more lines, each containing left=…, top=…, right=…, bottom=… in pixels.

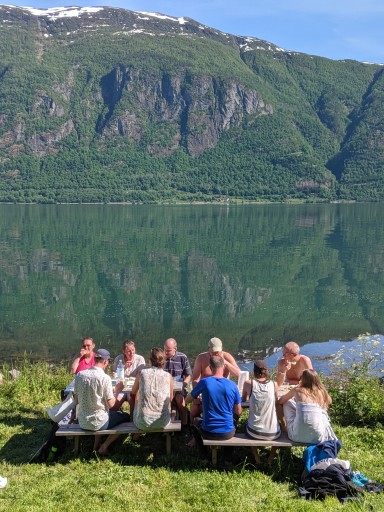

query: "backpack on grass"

left=29, top=409, right=74, bottom=464
left=300, top=464, right=364, bottom=502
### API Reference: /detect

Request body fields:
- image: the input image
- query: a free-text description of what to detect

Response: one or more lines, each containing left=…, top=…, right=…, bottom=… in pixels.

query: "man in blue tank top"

left=186, top=355, right=242, bottom=441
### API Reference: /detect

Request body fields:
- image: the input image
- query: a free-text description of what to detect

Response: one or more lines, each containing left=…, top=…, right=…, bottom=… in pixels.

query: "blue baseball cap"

left=95, top=349, right=111, bottom=360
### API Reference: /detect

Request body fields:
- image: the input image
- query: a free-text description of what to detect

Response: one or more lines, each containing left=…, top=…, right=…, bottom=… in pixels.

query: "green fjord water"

left=0, top=203, right=383, bottom=365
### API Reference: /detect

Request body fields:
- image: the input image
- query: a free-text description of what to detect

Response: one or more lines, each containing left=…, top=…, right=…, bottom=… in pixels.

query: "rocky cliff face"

left=0, top=68, right=271, bottom=158
left=0, top=6, right=273, bottom=159
left=0, top=5, right=383, bottom=202
left=99, top=67, right=272, bottom=156
left=0, top=115, right=74, bottom=157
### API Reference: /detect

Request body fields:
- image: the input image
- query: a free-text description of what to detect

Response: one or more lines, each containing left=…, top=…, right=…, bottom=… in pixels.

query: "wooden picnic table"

left=277, top=383, right=297, bottom=398
left=60, top=377, right=184, bottom=455
left=65, top=377, right=183, bottom=394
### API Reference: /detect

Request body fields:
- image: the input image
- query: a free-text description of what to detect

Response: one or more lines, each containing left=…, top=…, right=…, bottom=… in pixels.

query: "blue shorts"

left=99, top=410, right=130, bottom=431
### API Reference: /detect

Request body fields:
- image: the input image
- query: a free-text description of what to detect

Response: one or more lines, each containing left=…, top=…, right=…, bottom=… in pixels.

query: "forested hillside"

left=0, top=5, right=383, bottom=203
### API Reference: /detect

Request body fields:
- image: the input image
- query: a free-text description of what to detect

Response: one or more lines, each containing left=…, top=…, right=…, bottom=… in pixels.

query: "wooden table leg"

left=267, top=446, right=278, bottom=465
left=211, top=446, right=218, bottom=467
left=251, top=447, right=261, bottom=464
left=166, top=433, right=171, bottom=455
left=74, top=437, right=80, bottom=455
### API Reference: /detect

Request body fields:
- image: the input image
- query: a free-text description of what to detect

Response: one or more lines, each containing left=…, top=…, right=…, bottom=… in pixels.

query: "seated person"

left=242, top=359, right=281, bottom=440
left=163, top=337, right=192, bottom=428
left=276, top=341, right=313, bottom=387
left=131, top=348, right=173, bottom=430
left=112, top=340, right=146, bottom=414
left=190, top=337, right=240, bottom=425
left=186, top=355, right=242, bottom=448
left=74, top=349, right=130, bottom=456
left=113, top=340, right=145, bottom=378
left=278, top=369, right=338, bottom=444
left=70, top=337, right=95, bottom=374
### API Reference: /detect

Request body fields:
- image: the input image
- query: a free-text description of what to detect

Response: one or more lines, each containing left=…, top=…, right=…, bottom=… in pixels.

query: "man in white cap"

left=187, top=337, right=239, bottom=443
left=74, top=348, right=130, bottom=456
left=192, top=337, right=239, bottom=384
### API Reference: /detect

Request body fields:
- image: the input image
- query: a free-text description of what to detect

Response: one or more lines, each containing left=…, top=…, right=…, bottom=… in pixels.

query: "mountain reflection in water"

left=0, top=204, right=384, bottom=364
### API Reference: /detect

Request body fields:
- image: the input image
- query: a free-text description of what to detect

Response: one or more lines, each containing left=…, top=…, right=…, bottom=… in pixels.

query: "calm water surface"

left=0, top=204, right=383, bottom=372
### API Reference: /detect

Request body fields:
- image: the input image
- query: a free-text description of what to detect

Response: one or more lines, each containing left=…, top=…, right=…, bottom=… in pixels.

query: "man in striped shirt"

left=163, top=338, right=192, bottom=428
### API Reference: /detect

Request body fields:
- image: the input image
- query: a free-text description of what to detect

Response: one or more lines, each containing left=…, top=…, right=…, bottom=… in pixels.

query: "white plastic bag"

left=237, top=370, right=249, bottom=393
left=46, top=392, right=75, bottom=422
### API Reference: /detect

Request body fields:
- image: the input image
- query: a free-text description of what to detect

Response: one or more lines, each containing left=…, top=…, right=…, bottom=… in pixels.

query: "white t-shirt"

left=113, top=353, right=145, bottom=377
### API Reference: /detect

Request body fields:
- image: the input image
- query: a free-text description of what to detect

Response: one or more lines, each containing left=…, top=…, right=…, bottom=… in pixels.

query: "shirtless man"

left=276, top=341, right=313, bottom=387
left=189, top=337, right=239, bottom=426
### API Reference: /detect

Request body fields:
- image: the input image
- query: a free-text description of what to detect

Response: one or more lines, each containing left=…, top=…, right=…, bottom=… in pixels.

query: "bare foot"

left=98, top=445, right=110, bottom=457
left=186, top=437, right=196, bottom=448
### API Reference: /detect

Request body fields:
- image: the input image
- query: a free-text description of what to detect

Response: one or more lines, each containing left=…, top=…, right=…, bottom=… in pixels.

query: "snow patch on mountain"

left=134, top=11, right=187, bottom=25
left=16, top=6, right=104, bottom=18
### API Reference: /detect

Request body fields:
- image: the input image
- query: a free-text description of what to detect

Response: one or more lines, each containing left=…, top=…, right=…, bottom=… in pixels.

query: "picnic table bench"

left=56, top=420, right=181, bottom=456
left=202, top=432, right=308, bottom=466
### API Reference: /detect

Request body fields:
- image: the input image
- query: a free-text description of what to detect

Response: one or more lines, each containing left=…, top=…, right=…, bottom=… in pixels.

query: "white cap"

left=208, top=337, right=223, bottom=352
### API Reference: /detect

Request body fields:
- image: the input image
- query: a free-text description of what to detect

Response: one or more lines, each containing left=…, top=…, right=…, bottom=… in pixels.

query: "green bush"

left=325, top=334, right=384, bottom=427
left=1, top=358, right=69, bottom=411
left=327, top=375, right=384, bottom=427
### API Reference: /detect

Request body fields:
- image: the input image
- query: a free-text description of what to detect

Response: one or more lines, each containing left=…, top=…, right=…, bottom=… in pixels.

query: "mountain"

left=0, top=5, right=383, bottom=203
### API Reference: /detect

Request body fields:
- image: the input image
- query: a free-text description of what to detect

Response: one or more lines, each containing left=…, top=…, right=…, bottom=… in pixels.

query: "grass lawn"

left=0, top=362, right=383, bottom=511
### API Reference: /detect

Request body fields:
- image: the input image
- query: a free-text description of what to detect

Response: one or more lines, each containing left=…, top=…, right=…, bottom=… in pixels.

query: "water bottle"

left=46, top=445, right=58, bottom=463
left=116, top=359, right=124, bottom=381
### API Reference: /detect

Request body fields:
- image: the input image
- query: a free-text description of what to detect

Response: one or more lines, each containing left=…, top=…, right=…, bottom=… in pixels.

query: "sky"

left=7, top=1, right=384, bottom=64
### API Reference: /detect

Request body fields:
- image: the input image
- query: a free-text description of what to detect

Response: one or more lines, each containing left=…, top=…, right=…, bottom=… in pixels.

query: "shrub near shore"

left=0, top=357, right=382, bottom=511
left=325, top=334, right=384, bottom=427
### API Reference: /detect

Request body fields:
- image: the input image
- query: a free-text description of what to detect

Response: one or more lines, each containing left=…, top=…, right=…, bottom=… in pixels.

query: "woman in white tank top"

left=242, top=360, right=281, bottom=440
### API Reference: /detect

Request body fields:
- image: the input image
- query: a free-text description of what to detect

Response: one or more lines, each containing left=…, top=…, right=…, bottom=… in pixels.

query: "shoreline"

left=0, top=199, right=364, bottom=206
left=3, top=335, right=383, bottom=379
